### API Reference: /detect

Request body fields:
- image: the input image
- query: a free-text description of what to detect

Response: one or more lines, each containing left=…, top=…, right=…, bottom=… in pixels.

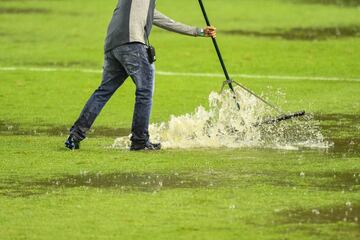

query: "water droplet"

left=312, top=209, right=320, bottom=215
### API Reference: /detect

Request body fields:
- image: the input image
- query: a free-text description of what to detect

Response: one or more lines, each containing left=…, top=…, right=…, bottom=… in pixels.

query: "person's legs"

left=69, top=51, right=128, bottom=142
left=112, top=43, right=157, bottom=147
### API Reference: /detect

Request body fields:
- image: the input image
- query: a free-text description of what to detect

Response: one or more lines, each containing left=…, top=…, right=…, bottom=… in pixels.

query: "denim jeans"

left=70, top=43, right=155, bottom=144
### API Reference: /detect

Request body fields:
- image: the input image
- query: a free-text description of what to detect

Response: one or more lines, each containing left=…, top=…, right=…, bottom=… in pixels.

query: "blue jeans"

left=70, top=43, right=155, bottom=144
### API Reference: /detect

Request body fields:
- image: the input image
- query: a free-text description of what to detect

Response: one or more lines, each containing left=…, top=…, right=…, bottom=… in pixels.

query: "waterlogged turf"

left=0, top=0, right=360, bottom=239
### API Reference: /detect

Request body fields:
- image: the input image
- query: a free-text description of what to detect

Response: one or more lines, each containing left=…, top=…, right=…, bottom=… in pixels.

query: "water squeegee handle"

left=259, top=111, right=306, bottom=125
left=198, top=0, right=233, bottom=87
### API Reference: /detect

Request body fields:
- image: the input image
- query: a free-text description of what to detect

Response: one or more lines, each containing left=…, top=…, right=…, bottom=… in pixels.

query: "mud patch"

left=0, top=7, right=50, bottom=14
left=221, top=26, right=360, bottom=40
left=0, top=172, right=214, bottom=198
left=0, top=120, right=130, bottom=137
left=291, top=0, right=360, bottom=7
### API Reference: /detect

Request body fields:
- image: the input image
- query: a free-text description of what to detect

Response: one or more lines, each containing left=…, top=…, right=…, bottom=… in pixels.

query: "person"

left=65, top=0, right=216, bottom=151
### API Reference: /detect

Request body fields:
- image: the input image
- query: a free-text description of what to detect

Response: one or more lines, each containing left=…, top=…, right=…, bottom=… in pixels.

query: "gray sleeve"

left=153, top=9, right=202, bottom=37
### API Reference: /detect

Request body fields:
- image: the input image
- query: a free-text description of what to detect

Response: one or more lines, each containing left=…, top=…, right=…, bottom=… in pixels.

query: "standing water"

left=112, top=87, right=329, bottom=150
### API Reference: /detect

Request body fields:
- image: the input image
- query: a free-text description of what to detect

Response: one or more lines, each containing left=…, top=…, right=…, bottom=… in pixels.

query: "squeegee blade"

left=255, top=111, right=306, bottom=126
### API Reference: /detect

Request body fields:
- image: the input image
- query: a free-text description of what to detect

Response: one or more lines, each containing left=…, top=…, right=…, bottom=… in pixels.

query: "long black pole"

left=199, top=0, right=230, bottom=80
left=198, top=0, right=237, bottom=95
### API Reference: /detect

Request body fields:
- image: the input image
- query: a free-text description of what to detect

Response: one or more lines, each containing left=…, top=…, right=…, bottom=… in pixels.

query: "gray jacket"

left=104, top=0, right=202, bottom=52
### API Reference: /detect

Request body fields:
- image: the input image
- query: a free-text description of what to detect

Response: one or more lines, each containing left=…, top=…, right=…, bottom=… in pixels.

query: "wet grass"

left=0, top=172, right=213, bottom=197
left=267, top=170, right=360, bottom=191
left=0, top=7, right=50, bottom=14
left=0, top=0, right=359, bottom=239
left=276, top=203, right=360, bottom=237
left=222, top=25, right=360, bottom=40
left=29, top=61, right=98, bottom=68
left=278, top=203, right=360, bottom=225
left=2, top=166, right=360, bottom=199
left=2, top=113, right=359, bottom=154
left=316, top=114, right=360, bottom=154
left=1, top=134, right=359, bottom=239
left=0, top=120, right=130, bottom=137
left=292, top=0, right=360, bottom=6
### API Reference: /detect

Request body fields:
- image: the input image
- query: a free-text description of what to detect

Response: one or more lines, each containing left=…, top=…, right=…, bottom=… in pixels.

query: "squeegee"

left=198, top=0, right=305, bottom=125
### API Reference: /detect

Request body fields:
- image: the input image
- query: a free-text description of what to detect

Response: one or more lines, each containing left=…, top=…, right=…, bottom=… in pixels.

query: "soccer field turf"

left=1, top=0, right=360, bottom=239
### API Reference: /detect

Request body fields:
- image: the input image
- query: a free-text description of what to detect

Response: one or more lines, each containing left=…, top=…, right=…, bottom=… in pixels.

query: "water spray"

left=198, top=0, right=305, bottom=126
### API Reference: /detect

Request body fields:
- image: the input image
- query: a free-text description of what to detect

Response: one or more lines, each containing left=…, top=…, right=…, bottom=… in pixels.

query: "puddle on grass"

left=221, top=25, right=360, bottom=40
left=113, top=87, right=357, bottom=152
left=0, top=172, right=213, bottom=198
left=0, top=7, right=50, bottom=14
left=2, top=167, right=360, bottom=198
left=267, top=170, right=360, bottom=192
left=277, top=203, right=360, bottom=225
left=313, top=171, right=360, bottom=191
left=1, top=91, right=358, bottom=154
left=326, top=138, right=360, bottom=154
left=1, top=114, right=358, bottom=154
left=315, top=113, right=360, bottom=134
left=315, top=114, right=360, bottom=154
left=3, top=169, right=360, bottom=198
left=113, top=87, right=329, bottom=150
left=0, top=120, right=130, bottom=138
left=291, top=0, right=360, bottom=7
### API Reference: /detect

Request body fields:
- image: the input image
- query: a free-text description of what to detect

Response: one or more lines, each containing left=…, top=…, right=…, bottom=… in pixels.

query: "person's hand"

left=204, top=26, right=216, bottom=38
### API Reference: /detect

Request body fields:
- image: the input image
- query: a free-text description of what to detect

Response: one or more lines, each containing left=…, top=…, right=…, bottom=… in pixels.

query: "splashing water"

left=112, top=87, right=329, bottom=150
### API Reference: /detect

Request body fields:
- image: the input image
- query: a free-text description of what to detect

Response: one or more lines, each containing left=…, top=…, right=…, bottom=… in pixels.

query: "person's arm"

left=153, top=10, right=216, bottom=38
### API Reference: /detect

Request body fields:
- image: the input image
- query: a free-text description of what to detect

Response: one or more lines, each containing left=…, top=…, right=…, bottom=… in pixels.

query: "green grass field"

left=1, top=0, right=360, bottom=239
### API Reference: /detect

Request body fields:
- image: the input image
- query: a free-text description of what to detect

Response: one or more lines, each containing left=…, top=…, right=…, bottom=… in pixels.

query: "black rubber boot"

left=65, top=135, right=80, bottom=150
left=130, top=141, right=161, bottom=151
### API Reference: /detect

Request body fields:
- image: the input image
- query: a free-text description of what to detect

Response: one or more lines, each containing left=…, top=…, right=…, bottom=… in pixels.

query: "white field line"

left=0, top=66, right=359, bottom=82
